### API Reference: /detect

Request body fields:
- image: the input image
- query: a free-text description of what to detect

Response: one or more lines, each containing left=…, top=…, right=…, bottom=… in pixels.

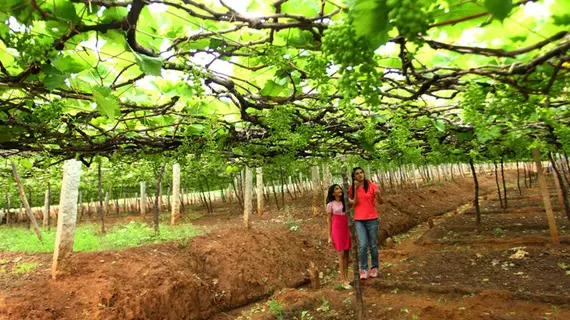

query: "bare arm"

left=327, top=212, right=332, bottom=242
left=374, top=188, right=383, bottom=205
left=348, top=186, right=358, bottom=206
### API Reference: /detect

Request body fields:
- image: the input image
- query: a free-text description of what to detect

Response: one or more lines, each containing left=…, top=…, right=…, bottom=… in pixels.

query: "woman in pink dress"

left=326, top=184, right=352, bottom=289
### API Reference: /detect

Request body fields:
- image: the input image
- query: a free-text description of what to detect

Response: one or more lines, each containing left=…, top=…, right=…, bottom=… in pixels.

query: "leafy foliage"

left=484, top=0, right=513, bottom=21
left=0, top=0, right=568, bottom=169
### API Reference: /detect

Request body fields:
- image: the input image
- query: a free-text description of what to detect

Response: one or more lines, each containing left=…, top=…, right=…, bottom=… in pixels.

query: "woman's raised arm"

left=348, top=185, right=358, bottom=206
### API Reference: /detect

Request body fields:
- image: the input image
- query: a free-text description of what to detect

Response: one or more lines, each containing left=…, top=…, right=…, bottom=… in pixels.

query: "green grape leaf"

left=52, top=55, right=88, bottom=73
left=125, top=131, right=137, bottom=139
left=484, top=0, right=513, bottom=21
left=226, top=165, right=239, bottom=173
left=101, top=7, right=128, bottom=23
left=93, top=86, right=120, bottom=121
left=44, top=20, right=69, bottom=37
left=349, top=0, right=390, bottom=49
left=372, top=114, right=387, bottom=124
left=41, top=65, right=68, bottom=90
left=550, top=0, right=570, bottom=22
left=432, top=119, right=446, bottom=132
left=528, top=112, right=539, bottom=123
left=101, top=30, right=127, bottom=48
left=260, top=80, right=285, bottom=96
left=282, top=0, right=320, bottom=16
left=42, top=74, right=67, bottom=90
left=209, top=38, right=224, bottom=49
left=101, top=30, right=129, bottom=57
left=456, top=132, right=473, bottom=143
left=0, top=23, right=9, bottom=39
left=21, top=159, right=33, bottom=169
left=552, top=14, right=570, bottom=26
left=477, top=126, right=501, bottom=143
left=11, top=0, right=33, bottom=24
left=247, top=0, right=262, bottom=11
left=287, top=30, right=316, bottom=49
left=133, top=51, right=163, bottom=76
left=184, top=38, right=210, bottom=50
left=57, top=0, right=79, bottom=22
left=510, top=35, right=527, bottom=42
left=165, top=25, right=184, bottom=39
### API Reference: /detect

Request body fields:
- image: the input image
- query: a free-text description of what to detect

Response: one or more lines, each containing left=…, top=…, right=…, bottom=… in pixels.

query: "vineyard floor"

left=1, top=171, right=569, bottom=320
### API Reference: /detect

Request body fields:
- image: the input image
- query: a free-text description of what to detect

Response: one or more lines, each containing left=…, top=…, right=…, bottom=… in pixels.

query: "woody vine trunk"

left=501, top=158, right=508, bottom=208
left=11, top=162, right=42, bottom=242
left=494, top=161, right=504, bottom=208
left=516, top=161, right=522, bottom=195
left=469, top=158, right=481, bottom=226
left=97, top=162, right=106, bottom=234
left=154, top=164, right=166, bottom=233
left=549, top=153, right=570, bottom=223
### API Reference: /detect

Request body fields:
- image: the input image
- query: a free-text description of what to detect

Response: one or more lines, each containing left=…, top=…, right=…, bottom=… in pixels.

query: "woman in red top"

left=326, top=184, right=352, bottom=289
left=349, top=167, right=383, bottom=280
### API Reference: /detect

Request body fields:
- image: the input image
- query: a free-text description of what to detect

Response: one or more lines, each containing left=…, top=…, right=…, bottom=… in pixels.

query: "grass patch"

left=12, top=262, right=39, bottom=273
left=0, top=221, right=204, bottom=253
left=268, top=299, right=284, bottom=320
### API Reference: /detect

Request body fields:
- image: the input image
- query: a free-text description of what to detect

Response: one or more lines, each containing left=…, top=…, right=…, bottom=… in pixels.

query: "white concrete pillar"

left=256, top=167, right=263, bottom=217
left=323, top=165, right=331, bottom=205
left=43, top=189, right=49, bottom=227
left=140, top=182, right=146, bottom=215
left=51, top=160, right=82, bottom=279
left=244, top=167, right=253, bottom=229
left=171, top=163, right=181, bottom=224
left=311, top=166, right=320, bottom=215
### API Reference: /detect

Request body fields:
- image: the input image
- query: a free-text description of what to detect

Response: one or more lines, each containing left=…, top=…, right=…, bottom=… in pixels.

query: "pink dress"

left=327, top=201, right=351, bottom=251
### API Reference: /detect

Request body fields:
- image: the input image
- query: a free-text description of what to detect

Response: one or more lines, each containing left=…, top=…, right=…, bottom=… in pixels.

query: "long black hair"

left=326, top=184, right=346, bottom=212
left=351, top=167, right=370, bottom=194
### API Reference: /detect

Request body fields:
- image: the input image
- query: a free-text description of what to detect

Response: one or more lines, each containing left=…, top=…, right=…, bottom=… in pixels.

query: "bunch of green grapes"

left=322, top=22, right=382, bottom=103
left=6, top=32, right=55, bottom=67
left=321, top=23, right=374, bottom=69
left=336, top=64, right=381, bottom=103
left=387, top=0, right=429, bottom=41
left=305, top=53, right=330, bottom=84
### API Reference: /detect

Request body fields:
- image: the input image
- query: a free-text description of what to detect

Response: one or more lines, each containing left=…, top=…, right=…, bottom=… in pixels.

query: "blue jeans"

left=355, top=219, right=379, bottom=271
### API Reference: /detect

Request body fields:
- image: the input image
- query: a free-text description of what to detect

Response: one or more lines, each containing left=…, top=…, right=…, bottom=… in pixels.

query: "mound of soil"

left=0, top=228, right=325, bottom=320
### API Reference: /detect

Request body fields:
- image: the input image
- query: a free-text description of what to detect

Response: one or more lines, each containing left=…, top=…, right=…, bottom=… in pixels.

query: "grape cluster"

left=387, top=0, right=429, bottom=41
left=321, top=23, right=374, bottom=69
left=7, top=32, right=55, bottom=66
left=321, top=22, right=381, bottom=104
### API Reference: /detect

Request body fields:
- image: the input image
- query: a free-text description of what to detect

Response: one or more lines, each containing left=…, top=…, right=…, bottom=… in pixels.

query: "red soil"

left=2, top=171, right=569, bottom=320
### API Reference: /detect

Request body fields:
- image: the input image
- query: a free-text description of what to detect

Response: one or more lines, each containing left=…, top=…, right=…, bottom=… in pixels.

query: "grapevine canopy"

left=0, top=0, right=569, bottom=166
